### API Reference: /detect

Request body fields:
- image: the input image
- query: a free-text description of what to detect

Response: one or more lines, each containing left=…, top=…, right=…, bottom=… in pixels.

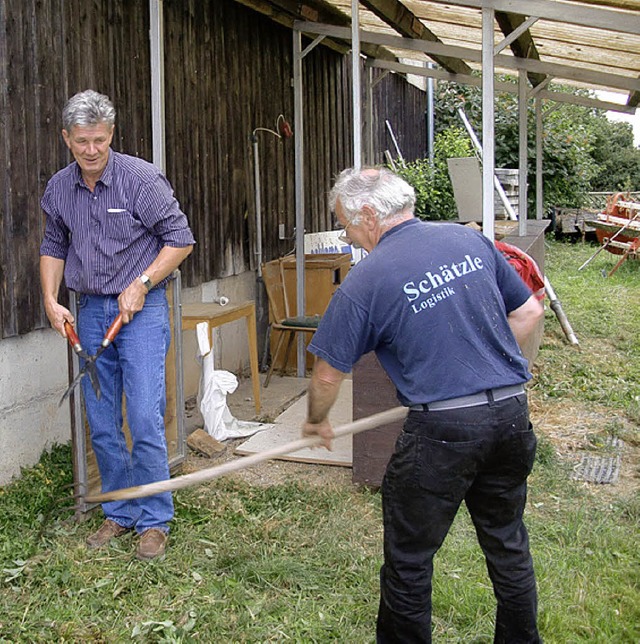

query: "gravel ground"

left=183, top=376, right=639, bottom=499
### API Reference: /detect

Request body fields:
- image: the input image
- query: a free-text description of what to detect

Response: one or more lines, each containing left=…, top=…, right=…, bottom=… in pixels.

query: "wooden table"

left=182, top=301, right=261, bottom=414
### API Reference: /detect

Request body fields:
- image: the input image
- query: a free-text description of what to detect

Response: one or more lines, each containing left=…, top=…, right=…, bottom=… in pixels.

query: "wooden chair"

left=261, top=259, right=321, bottom=387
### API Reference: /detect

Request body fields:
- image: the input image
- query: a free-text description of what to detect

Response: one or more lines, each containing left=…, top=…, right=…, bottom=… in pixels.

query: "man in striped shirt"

left=40, top=89, right=195, bottom=561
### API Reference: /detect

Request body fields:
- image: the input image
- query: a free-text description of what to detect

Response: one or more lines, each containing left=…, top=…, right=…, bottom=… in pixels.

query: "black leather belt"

left=409, top=384, right=526, bottom=412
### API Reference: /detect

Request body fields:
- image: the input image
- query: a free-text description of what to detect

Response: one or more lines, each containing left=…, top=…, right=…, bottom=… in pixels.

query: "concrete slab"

left=235, top=379, right=353, bottom=467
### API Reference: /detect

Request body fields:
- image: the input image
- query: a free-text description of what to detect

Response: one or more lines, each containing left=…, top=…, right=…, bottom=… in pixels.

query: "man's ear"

left=61, top=129, right=71, bottom=148
left=361, top=205, right=377, bottom=227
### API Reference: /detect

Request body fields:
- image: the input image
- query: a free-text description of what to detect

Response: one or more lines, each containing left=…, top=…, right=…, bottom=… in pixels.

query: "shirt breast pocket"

left=104, top=209, right=142, bottom=240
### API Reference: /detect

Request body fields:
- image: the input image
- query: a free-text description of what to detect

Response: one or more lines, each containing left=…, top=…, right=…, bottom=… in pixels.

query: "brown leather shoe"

left=86, top=519, right=131, bottom=549
left=136, top=528, right=167, bottom=561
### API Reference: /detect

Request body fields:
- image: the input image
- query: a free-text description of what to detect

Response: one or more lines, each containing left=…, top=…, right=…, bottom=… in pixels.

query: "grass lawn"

left=1, top=238, right=638, bottom=643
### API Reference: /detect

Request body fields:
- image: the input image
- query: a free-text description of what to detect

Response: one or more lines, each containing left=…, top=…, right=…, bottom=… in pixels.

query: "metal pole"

left=149, top=0, right=166, bottom=172
left=252, top=136, right=263, bottom=277
left=385, top=120, right=405, bottom=165
left=518, top=71, right=528, bottom=236
left=535, top=97, right=544, bottom=220
left=481, top=7, right=496, bottom=240
left=364, top=65, right=374, bottom=164
left=293, top=29, right=306, bottom=377
left=544, top=277, right=579, bottom=346
left=352, top=0, right=362, bottom=169
left=427, top=62, right=435, bottom=163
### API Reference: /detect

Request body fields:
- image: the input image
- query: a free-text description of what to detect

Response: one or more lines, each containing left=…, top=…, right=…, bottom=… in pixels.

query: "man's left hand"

left=118, top=279, right=147, bottom=324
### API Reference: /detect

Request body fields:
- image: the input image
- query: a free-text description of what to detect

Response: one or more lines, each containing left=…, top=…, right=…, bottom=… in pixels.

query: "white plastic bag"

left=196, top=322, right=272, bottom=441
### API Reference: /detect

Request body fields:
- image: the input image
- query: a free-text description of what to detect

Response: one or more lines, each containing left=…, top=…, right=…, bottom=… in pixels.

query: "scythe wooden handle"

left=83, top=406, right=407, bottom=504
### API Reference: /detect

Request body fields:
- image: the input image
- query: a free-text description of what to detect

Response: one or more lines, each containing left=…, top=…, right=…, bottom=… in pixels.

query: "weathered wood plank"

left=0, top=0, right=427, bottom=338
left=0, top=0, right=10, bottom=336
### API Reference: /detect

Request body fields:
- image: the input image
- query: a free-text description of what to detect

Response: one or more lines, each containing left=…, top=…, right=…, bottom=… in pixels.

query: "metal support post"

left=481, top=7, right=496, bottom=240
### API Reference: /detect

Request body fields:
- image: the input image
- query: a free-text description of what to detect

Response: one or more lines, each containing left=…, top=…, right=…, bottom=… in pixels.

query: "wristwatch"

left=139, top=274, right=153, bottom=292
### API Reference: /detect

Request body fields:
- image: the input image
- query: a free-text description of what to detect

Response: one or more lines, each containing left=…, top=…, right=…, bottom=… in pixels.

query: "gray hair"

left=62, top=90, right=116, bottom=131
left=329, top=167, right=415, bottom=224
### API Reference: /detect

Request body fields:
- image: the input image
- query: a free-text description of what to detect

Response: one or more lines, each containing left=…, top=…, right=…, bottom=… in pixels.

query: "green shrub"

left=395, top=126, right=473, bottom=221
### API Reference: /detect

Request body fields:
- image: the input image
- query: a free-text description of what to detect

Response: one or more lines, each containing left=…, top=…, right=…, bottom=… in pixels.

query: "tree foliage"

left=589, top=118, right=640, bottom=192
left=432, top=79, right=640, bottom=211
left=395, top=127, right=473, bottom=220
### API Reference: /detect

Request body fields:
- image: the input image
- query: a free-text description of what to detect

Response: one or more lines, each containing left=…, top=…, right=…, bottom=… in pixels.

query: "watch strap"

left=140, top=274, right=153, bottom=292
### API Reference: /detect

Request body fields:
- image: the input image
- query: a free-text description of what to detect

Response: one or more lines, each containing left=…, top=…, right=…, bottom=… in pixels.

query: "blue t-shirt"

left=308, top=218, right=534, bottom=406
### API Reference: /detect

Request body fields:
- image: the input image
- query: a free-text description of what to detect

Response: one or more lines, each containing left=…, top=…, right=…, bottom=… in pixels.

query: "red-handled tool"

left=64, top=321, right=87, bottom=359
left=59, top=313, right=124, bottom=406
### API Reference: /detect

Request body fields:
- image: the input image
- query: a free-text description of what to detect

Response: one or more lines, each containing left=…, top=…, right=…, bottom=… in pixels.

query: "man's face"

left=336, top=199, right=373, bottom=252
left=62, top=122, right=114, bottom=181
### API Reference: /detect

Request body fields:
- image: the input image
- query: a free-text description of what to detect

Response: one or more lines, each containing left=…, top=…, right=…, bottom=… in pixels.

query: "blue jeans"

left=78, top=289, right=173, bottom=533
left=377, top=394, right=540, bottom=644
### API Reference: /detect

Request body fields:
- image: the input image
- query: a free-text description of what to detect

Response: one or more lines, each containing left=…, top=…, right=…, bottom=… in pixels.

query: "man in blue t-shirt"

left=303, top=167, right=544, bottom=643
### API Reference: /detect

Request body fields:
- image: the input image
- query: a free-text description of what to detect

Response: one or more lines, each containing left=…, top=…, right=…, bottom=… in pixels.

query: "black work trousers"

left=376, top=394, right=541, bottom=644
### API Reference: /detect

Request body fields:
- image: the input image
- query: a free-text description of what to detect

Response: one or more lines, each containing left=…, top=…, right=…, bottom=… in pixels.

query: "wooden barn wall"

left=0, top=0, right=151, bottom=339
left=0, top=0, right=425, bottom=340
left=371, top=70, right=427, bottom=164
left=163, top=0, right=353, bottom=283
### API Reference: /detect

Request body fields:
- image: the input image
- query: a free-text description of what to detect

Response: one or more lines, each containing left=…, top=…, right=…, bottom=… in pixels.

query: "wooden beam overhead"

left=370, top=58, right=637, bottom=114
left=233, top=0, right=397, bottom=60
left=242, top=0, right=640, bottom=110
left=439, top=0, right=640, bottom=35
left=495, top=11, right=546, bottom=88
left=359, top=0, right=473, bottom=74
left=233, top=0, right=348, bottom=53
left=297, top=21, right=640, bottom=95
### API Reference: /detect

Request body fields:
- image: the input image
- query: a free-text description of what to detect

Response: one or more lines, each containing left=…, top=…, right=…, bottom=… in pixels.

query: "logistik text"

left=403, top=254, right=484, bottom=313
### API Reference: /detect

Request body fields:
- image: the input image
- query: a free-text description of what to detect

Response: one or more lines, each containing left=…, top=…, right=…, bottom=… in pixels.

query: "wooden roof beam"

left=359, top=0, right=472, bottom=75
left=495, top=12, right=547, bottom=88
left=297, top=22, right=640, bottom=95
left=370, top=58, right=637, bottom=115
left=441, top=0, right=640, bottom=35
left=288, top=0, right=403, bottom=60
left=233, top=0, right=397, bottom=60
left=233, top=0, right=347, bottom=53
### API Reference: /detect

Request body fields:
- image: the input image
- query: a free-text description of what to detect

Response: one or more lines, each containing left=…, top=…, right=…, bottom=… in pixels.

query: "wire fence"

left=583, top=192, right=640, bottom=211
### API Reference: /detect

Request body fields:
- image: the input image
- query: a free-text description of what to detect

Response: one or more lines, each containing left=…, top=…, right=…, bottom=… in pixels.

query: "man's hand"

left=40, top=255, right=72, bottom=336
left=302, top=419, right=335, bottom=451
left=117, top=245, right=194, bottom=323
left=117, top=278, right=148, bottom=324
left=44, top=300, right=74, bottom=337
left=303, top=358, right=347, bottom=451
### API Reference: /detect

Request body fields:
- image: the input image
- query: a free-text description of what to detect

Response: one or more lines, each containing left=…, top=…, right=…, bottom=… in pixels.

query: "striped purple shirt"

left=40, top=150, right=195, bottom=295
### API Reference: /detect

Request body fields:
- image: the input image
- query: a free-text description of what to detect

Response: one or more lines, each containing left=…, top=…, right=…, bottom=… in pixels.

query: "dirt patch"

left=528, top=390, right=640, bottom=500
left=183, top=440, right=351, bottom=488
left=182, top=393, right=639, bottom=499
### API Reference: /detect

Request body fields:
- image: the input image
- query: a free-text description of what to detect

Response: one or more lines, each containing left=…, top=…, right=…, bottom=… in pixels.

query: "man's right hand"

left=40, top=256, right=71, bottom=337
left=45, top=300, right=74, bottom=338
left=302, top=419, right=335, bottom=451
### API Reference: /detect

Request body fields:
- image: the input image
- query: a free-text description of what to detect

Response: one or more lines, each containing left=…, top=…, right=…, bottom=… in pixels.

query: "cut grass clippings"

left=1, top=237, right=639, bottom=643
